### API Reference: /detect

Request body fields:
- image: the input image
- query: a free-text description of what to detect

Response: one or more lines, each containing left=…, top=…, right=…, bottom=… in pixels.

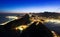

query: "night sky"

left=0, top=0, right=60, bottom=13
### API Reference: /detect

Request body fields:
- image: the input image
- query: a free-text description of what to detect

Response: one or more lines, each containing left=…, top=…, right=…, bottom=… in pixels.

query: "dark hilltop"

left=0, top=14, right=57, bottom=37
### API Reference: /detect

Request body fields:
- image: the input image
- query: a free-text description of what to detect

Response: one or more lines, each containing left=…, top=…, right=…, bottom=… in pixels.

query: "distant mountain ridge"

left=0, top=12, right=60, bottom=19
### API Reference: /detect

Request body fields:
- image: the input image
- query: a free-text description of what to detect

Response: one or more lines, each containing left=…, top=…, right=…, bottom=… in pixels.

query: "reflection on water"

left=0, top=16, right=19, bottom=25
left=44, top=19, right=60, bottom=35
left=44, top=22, right=60, bottom=35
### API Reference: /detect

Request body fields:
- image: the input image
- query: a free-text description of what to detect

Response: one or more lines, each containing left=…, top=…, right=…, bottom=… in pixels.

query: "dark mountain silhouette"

left=33, top=12, right=60, bottom=19
left=36, top=22, right=53, bottom=37
left=0, top=14, right=31, bottom=37
left=20, top=22, right=53, bottom=37
left=4, top=14, right=31, bottom=30
left=20, top=22, right=37, bottom=37
left=0, top=14, right=54, bottom=37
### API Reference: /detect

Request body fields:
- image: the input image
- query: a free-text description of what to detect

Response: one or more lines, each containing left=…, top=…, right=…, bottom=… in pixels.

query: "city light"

left=45, top=19, right=60, bottom=24
left=6, top=16, right=19, bottom=19
left=15, top=25, right=28, bottom=31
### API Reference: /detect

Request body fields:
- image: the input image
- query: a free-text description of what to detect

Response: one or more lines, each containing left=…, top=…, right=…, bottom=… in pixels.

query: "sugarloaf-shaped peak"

left=4, top=14, right=31, bottom=30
